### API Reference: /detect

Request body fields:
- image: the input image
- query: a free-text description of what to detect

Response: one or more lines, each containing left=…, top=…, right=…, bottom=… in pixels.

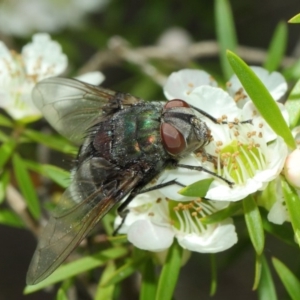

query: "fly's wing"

left=32, top=77, right=142, bottom=144
left=26, top=157, right=142, bottom=285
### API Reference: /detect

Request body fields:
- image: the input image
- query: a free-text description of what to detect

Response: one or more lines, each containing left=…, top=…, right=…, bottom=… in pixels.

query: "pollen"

left=188, top=83, right=194, bottom=88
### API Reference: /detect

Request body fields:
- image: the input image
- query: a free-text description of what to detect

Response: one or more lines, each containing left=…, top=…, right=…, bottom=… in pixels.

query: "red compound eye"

left=164, top=99, right=190, bottom=109
left=161, top=123, right=186, bottom=155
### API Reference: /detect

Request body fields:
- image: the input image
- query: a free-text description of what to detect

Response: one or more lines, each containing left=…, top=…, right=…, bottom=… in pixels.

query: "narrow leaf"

left=101, top=255, right=146, bottom=287
left=140, top=259, right=157, bottom=300
left=262, top=217, right=295, bottom=247
left=0, top=114, right=13, bottom=127
left=0, top=139, right=16, bottom=169
left=272, top=257, right=300, bottom=300
left=201, top=202, right=242, bottom=224
left=243, top=195, right=264, bottom=255
left=56, top=288, right=68, bottom=300
left=24, top=129, right=76, bottom=154
left=155, top=241, right=183, bottom=300
left=285, top=79, right=300, bottom=128
left=12, top=153, right=40, bottom=219
left=24, top=247, right=128, bottom=294
left=215, top=0, right=237, bottom=78
left=227, top=50, right=296, bottom=149
left=43, top=165, right=70, bottom=188
left=258, top=256, right=277, bottom=300
left=0, top=170, right=10, bottom=204
left=263, top=22, right=287, bottom=72
left=0, top=209, right=24, bottom=227
left=209, top=254, right=217, bottom=296
left=289, top=13, right=300, bottom=23
left=178, top=178, right=213, bottom=197
left=281, top=179, right=300, bottom=246
left=253, top=254, right=262, bottom=290
left=95, top=261, right=116, bottom=300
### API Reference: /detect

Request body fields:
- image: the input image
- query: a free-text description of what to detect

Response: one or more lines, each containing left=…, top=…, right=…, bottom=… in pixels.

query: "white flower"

left=161, top=69, right=289, bottom=202
left=0, top=33, right=104, bottom=121
left=115, top=191, right=237, bottom=253
left=0, top=0, right=108, bottom=37
left=227, top=66, right=288, bottom=108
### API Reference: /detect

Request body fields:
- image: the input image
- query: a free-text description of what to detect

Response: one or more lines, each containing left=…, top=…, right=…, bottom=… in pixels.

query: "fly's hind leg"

left=113, top=179, right=185, bottom=236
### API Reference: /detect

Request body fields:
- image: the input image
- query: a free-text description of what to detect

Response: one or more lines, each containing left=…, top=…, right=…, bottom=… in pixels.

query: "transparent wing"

left=32, top=77, right=142, bottom=144
left=26, top=158, right=142, bottom=285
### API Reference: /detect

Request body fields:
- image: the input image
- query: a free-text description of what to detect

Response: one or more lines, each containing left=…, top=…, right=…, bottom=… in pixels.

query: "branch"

left=78, top=37, right=296, bottom=83
left=6, top=184, right=40, bottom=236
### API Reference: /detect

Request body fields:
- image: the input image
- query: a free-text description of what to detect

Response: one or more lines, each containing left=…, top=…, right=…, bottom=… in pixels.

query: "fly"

left=26, top=77, right=233, bottom=285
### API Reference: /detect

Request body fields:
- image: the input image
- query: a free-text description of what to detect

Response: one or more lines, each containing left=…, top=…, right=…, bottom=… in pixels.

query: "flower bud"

left=284, top=149, right=300, bottom=189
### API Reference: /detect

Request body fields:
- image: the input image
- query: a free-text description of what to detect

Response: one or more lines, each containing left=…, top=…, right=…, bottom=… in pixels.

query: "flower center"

left=168, top=199, right=214, bottom=234
left=217, top=139, right=266, bottom=184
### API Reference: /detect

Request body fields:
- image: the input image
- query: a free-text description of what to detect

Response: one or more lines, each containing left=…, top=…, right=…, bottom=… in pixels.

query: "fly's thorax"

left=161, top=99, right=212, bottom=158
left=91, top=102, right=168, bottom=166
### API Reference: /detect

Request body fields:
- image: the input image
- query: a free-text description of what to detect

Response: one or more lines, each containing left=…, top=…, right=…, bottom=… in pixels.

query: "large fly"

left=26, top=77, right=234, bottom=285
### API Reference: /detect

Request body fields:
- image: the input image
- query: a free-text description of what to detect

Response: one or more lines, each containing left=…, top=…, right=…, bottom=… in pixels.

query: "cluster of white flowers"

left=115, top=67, right=291, bottom=254
left=0, top=33, right=104, bottom=121
left=0, top=30, right=295, bottom=256
left=0, top=0, right=108, bottom=37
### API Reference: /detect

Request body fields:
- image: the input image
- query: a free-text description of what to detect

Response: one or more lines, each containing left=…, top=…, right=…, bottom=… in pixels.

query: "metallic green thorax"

left=93, top=102, right=169, bottom=167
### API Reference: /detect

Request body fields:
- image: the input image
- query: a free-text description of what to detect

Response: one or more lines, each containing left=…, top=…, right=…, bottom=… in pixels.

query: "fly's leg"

left=195, top=148, right=220, bottom=169
left=176, top=163, right=234, bottom=186
left=113, top=179, right=185, bottom=236
left=191, top=105, right=252, bottom=125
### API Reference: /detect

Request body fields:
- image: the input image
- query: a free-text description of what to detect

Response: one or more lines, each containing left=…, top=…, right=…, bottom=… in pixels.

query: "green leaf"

left=56, top=288, right=68, bottom=300
left=95, top=261, right=116, bottom=300
left=0, top=130, right=9, bottom=143
left=0, top=170, right=10, bottom=204
left=201, top=202, right=242, bottom=224
left=155, top=241, right=183, bottom=300
left=0, top=139, right=16, bottom=169
left=215, top=0, right=237, bottom=79
left=258, top=256, right=277, bottom=300
left=243, top=195, right=264, bottom=255
left=227, top=50, right=296, bottom=149
left=281, top=179, right=300, bottom=246
left=43, top=165, right=70, bottom=188
left=12, top=153, right=40, bottom=219
left=262, top=216, right=296, bottom=247
left=286, top=79, right=300, bottom=128
left=24, top=246, right=128, bottom=294
left=0, top=209, right=24, bottom=227
left=140, top=259, right=157, bottom=300
left=209, top=254, right=217, bottom=296
left=0, top=114, right=13, bottom=127
left=253, top=254, right=262, bottom=290
left=24, top=129, right=77, bottom=154
left=289, top=13, right=300, bottom=23
left=101, top=254, right=146, bottom=287
left=178, top=178, right=214, bottom=197
left=263, top=22, right=287, bottom=72
left=272, top=257, right=300, bottom=300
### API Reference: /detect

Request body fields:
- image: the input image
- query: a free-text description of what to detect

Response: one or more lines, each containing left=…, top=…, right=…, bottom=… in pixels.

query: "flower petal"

left=127, top=219, right=174, bottom=251
left=176, top=219, right=237, bottom=252
left=22, top=33, right=67, bottom=81
left=75, top=71, right=105, bottom=85
left=163, top=69, right=217, bottom=100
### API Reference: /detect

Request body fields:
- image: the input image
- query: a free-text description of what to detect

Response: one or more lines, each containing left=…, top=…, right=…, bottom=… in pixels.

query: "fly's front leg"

left=191, top=105, right=252, bottom=125
left=176, top=163, right=234, bottom=187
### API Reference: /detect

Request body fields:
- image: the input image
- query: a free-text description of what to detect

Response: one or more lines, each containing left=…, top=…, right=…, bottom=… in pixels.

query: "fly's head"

left=161, top=99, right=212, bottom=159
